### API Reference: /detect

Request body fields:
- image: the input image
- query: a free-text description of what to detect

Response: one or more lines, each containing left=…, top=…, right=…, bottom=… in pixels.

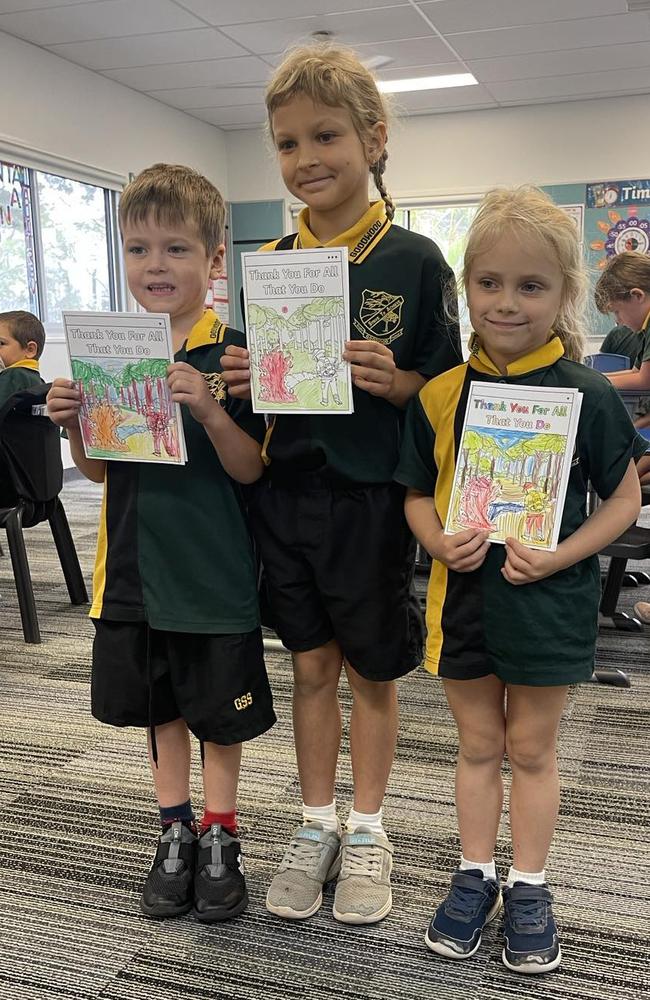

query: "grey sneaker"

left=266, top=822, right=342, bottom=919
left=333, top=827, right=394, bottom=924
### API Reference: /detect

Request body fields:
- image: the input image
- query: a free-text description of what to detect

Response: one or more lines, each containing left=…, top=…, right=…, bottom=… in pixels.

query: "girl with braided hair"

left=222, top=43, right=461, bottom=927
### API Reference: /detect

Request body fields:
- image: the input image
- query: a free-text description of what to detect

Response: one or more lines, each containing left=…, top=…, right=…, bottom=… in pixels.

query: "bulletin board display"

left=543, top=180, right=650, bottom=338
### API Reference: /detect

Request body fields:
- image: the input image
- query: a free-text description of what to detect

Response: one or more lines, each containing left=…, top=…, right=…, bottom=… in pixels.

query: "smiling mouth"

left=300, top=176, right=333, bottom=187
left=147, top=283, right=175, bottom=293
left=487, top=319, right=525, bottom=329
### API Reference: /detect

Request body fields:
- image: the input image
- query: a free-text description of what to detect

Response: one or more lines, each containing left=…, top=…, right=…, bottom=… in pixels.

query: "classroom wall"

left=225, top=94, right=650, bottom=202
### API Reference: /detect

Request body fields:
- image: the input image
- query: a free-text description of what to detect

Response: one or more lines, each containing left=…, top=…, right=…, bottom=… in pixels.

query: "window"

left=0, top=157, right=122, bottom=324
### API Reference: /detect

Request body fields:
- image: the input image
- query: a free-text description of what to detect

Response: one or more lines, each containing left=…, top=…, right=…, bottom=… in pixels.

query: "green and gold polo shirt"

left=0, top=359, right=43, bottom=409
left=259, top=201, right=461, bottom=483
left=631, top=309, right=650, bottom=368
left=90, top=310, right=265, bottom=633
left=600, top=325, right=641, bottom=365
left=395, top=337, right=643, bottom=685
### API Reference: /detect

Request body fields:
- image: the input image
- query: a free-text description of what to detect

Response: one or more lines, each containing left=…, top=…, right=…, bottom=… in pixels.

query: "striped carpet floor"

left=0, top=477, right=648, bottom=1000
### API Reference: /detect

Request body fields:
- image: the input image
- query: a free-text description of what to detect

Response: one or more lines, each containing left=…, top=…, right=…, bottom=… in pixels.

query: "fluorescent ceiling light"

left=378, top=73, right=478, bottom=94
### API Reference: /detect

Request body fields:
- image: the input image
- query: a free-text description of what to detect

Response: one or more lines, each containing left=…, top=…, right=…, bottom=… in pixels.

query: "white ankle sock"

left=506, top=866, right=546, bottom=887
left=346, top=807, right=385, bottom=836
left=302, top=800, right=339, bottom=833
left=460, top=856, right=497, bottom=880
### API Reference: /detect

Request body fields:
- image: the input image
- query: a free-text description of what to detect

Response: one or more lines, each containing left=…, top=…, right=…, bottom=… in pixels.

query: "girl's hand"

left=167, top=362, right=220, bottom=425
left=433, top=527, right=491, bottom=572
left=343, top=340, right=396, bottom=398
left=502, top=537, right=560, bottom=585
left=47, top=378, right=81, bottom=429
left=221, top=345, right=251, bottom=399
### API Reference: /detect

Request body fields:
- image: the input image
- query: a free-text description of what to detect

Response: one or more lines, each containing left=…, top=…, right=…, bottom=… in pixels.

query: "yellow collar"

left=297, top=200, right=391, bottom=264
left=5, top=358, right=40, bottom=372
left=184, top=310, right=226, bottom=352
left=469, top=335, right=565, bottom=376
left=641, top=309, right=650, bottom=333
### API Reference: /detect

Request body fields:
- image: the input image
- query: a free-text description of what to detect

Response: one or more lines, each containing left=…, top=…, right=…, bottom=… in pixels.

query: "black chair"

left=0, top=384, right=88, bottom=643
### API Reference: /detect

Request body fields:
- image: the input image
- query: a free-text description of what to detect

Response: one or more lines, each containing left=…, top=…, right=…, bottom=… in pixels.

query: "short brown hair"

left=118, top=163, right=225, bottom=255
left=594, top=251, right=650, bottom=313
left=265, top=44, right=394, bottom=220
left=0, top=310, right=45, bottom=359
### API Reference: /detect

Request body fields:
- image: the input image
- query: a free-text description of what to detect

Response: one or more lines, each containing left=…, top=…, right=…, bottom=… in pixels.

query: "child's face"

left=0, top=322, right=36, bottom=368
left=272, top=94, right=384, bottom=222
left=608, top=291, right=649, bottom=332
left=121, top=214, right=224, bottom=327
left=467, top=233, right=564, bottom=372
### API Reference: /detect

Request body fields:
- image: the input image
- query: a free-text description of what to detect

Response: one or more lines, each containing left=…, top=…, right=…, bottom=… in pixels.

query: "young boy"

left=47, top=163, right=275, bottom=922
left=0, top=311, right=45, bottom=408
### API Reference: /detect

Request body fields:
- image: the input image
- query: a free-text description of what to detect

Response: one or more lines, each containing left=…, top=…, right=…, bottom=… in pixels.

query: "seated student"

left=595, top=252, right=650, bottom=394
left=599, top=323, right=639, bottom=366
left=0, top=310, right=45, bottom=408
left=47, top=163, right=275, bottom=923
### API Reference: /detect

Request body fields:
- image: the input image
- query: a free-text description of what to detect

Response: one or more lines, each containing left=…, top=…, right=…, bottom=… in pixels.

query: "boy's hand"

left=502, top=537, right=560, bottom=585
left=167, top=362, right=220, bottom=424
left=343, top=340, right=396, bottom=397
left=47, top=378, right=81, bottom=429
left=433, top=527, right=491, bottom=572
left=221, top=345, right=251, bottom=399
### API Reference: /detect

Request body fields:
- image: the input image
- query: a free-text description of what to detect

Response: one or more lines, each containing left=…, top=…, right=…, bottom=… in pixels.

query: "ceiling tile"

left=0, top=0, right=106, bottom=10
left=490, top=65, right=650, bottom=102
left=220, top=7, right=432, bottom=56
left=448, top=14, right=650, bottom=60
left=104, top=54, right=270, bottom=90
left=148, top=85, right=265, bottom=110
left=190, top=104, right=266, bottom=127
left=394, top=84, right=498, bottom=113
left=420, top=0, right=628, bottom=34
left=468, top=42, right=650, bottom=83
left=48, top=28, right=248, bottom=70
left=378, top=61, right=464, bottom=81
left=175, top=0, right=409, bottom=25
left=353, top=35, right=457, bottom=70
left=0, top=0, right=203, bottom=45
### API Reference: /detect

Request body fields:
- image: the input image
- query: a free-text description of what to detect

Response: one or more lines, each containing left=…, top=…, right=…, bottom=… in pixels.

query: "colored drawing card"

left=445, top=383, right=583, bottom=552
left=241, top=247, right=353, bottom=414
left=62, top=311, right=187, bottom=464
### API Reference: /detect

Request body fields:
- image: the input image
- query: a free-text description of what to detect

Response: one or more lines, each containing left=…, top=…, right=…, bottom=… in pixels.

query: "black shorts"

left=91, top=621, right=276, bottom=745
left=249, top=477, right=424, bottom=681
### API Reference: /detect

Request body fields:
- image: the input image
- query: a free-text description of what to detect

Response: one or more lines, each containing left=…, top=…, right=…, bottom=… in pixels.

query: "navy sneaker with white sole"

left=502, top=882, right=561, bottom=974
left=425, top=869, right=502, bottom=959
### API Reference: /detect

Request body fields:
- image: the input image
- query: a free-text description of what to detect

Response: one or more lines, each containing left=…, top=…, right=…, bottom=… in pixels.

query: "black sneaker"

left=425, top=869, right=502, bottom=959
left=502, top=882, right=562, bottom=974
left=140, top=821, right=197, bottom=919
left=193, top=823, right=248, bottom=922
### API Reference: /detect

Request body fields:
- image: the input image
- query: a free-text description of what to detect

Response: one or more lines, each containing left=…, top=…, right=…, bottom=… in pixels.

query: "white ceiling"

left=1, top=0, right=649, bottom=129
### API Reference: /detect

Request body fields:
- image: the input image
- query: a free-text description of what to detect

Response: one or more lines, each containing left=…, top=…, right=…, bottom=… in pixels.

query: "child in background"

left=396, top=186, right=642, bottom=973
left=47, top=164, right=275, bottom=923
left=595, top=251, right=650, bottom=392
left=222, top=44, right=461, bottom=925
left=0, top=310, right=45, bottom=408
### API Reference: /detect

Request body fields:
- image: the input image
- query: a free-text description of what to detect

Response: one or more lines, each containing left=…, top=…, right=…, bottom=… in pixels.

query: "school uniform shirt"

left=631, top=309, right=650, bottom=369
left=600, top=325, right=641, bottom=366
left=90, top=310, right=266, bottom=634
left=395, top=336, right=644, bottom=685
left=0, top=359, right=43, bottom=409
left=259, top=201, right=461, bottom=483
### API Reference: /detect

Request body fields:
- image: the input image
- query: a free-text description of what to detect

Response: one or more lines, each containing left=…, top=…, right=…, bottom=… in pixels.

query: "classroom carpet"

left=0, top=477, right=648, bottom=1000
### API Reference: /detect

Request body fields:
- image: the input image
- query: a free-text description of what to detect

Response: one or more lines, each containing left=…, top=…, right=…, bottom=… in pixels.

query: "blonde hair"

left=119, top=163, right=225, bottom=255
left=463, top=186, right=588, bottom=362
left=594, top=250, right=650, bottom=312
left=265, top=44, right=394, bottom=220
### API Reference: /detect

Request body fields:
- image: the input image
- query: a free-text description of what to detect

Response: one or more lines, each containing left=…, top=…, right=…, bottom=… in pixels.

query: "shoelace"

left=280, top=836, right=329, bottom=874
left=444, top=883, right=488, bottom=920
left=340, top=844, right=383, bottom=878
left=507, top=897, right=546, bottom=932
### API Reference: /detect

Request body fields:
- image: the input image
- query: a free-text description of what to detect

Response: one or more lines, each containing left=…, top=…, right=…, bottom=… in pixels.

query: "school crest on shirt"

left=202, top=371, right=227, bottom=406
left=353, top=289, right=404, bottom=345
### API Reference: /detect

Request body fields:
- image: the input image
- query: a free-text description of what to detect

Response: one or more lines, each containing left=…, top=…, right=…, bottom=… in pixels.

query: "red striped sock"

left=200, top=808, right=237, bottom=837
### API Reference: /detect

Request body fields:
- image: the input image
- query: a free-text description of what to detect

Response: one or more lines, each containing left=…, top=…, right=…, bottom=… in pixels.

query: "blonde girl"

left=396, top=186, right=642, bottom=972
